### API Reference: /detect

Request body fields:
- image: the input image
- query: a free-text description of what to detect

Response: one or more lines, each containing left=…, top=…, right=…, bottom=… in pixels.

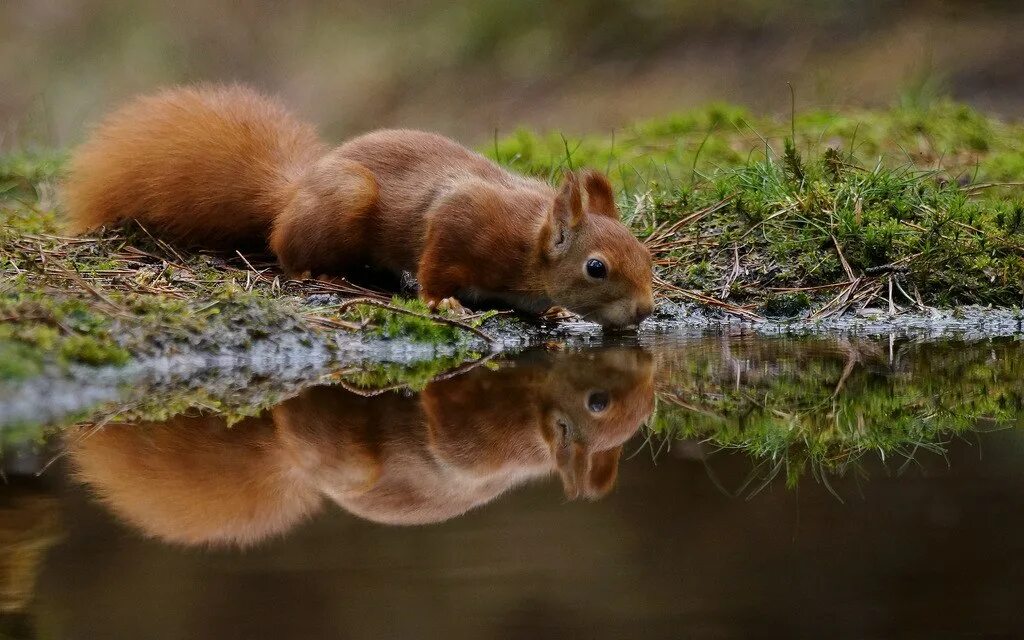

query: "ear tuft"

left=582, top=169, right=618, bottom=219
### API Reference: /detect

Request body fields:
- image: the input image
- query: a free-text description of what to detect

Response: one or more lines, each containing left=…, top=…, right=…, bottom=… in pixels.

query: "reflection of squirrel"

left=0, top=486, right=62, bottom=617
left=68, top=348, right=655, bottom=546
left=65, top=85, right=654, bottom=328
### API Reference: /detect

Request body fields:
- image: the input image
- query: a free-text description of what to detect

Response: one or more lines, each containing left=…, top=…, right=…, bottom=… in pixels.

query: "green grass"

left=491, top=99, right=1024, bottom=314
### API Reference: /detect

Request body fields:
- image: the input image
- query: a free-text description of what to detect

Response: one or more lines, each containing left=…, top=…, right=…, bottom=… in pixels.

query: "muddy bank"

left=3, top=302, right=1023, bottom=431
left=0, top=330, right=488, bottom=430
left=645, top=302, right=1024, bottom=340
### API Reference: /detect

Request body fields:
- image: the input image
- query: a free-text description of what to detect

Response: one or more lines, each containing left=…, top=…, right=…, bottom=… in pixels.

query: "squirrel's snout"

left=634, top=301, right=653, bottom=325
left=594, top=299, right=654, bottom=330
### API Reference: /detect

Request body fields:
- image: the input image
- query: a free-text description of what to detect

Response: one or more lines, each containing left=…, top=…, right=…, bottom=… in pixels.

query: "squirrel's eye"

left=587, top=391, right=610, bottom=413
left=585, top=258, right=607, bottom=279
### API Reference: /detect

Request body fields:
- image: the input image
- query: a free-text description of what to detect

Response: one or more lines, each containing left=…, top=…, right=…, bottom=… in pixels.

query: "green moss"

left=58, top=334, right=130, bottom=367
left=334, top=296, right=492, bottom=344
left=367, top=297, right=465, bottom=342
left=762, top=292, right=811, bottom=317
left=0, top=339, right=45, bottom=380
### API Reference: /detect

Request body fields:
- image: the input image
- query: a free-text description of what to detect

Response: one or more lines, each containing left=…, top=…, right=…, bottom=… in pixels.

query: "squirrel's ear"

left=543, top=172, right=584, bottom=259
left=554, top=171, right=584, bottom=228
left=582, top=170, right=618, bottom=219
left=584, top=446, right=622, bottom=499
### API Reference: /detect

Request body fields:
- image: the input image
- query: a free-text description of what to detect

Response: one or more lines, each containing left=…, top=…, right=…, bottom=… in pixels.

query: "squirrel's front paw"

left=541, top=306, right=578, bottom=322
left=430, top=296, right=471, bottom=317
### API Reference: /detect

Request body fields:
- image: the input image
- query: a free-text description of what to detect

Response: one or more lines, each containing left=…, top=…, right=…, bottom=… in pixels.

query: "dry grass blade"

left=654, top=275, right=764, bottom=321
left=831, top=235, right=856, bottom=283
left=644, top=196, right=733, bottom=249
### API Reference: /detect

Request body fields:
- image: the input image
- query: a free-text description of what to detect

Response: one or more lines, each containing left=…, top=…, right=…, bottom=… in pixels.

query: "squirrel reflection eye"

left=585, top=258, right=607, bottom=279
left=587, top=391, right=610, bottom=413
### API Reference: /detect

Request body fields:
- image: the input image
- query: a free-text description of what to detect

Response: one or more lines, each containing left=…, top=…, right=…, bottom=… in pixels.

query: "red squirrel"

left=64, top=84, right=654, bottom=328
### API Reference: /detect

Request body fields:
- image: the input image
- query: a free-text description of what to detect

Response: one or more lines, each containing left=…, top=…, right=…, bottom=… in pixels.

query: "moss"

left=58, top=335, right=130, bottom=367
left=762, top=292, right=811, bottom=317
left=358, top=297, right=467, bottom=342
left=0, top=339, right=45, bottom=381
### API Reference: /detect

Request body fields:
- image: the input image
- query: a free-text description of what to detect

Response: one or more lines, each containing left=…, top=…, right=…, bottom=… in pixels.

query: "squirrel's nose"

left=634, top=302, right=653, bottom=324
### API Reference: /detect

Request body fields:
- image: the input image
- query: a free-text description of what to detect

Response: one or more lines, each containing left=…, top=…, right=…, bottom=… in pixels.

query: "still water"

left=2, top=335, right=1024, bottom=638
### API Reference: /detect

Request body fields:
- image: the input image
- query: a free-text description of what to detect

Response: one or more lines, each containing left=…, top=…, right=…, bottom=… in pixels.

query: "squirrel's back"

left=64, top=84, right=324, bottom=249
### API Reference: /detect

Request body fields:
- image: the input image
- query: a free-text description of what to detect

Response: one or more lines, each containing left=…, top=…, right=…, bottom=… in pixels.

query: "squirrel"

left=64, top=84, right=654, bottom=328
left=68, top=348, right=655, bottom=545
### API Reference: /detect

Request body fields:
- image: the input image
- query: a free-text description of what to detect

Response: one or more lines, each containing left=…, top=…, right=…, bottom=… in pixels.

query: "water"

left=2, top=335, right=1024, bottom=638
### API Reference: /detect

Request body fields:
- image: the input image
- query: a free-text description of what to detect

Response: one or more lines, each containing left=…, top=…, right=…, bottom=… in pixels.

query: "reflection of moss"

left=652, top=337, right=1024, bottom=491
left=337, top=351, right=484, bottom=392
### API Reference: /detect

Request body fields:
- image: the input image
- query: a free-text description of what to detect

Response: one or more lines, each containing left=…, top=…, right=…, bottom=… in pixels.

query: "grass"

left=4, top=97, right=1024, bottom=380
left=491, top=99, right=1024, bottom=316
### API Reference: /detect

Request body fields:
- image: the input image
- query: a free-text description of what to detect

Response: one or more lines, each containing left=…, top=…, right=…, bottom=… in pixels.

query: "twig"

left=893, top=277, right=925, bottom=310
left=720, top=244, right=741, bottom=299
left=132, top=220, right=187, bottom=264
left=963, top=181, right=1024, bottom=194
left=768, top=282, right=850, bottom=293
left=887, top=277, right=896, bottom=315
left=810, top=277, right=865, bottom=320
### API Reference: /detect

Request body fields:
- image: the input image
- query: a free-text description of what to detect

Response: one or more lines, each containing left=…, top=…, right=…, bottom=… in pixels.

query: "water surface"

left=2, top=335, right=1023, bottom=638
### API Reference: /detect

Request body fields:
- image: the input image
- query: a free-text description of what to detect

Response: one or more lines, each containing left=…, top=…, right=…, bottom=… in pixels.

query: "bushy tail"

left=64, top=84, right=325, bottom=250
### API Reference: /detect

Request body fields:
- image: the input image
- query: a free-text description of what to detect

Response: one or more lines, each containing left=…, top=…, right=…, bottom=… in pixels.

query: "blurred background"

left=1, top=0, right=1022, bottom=152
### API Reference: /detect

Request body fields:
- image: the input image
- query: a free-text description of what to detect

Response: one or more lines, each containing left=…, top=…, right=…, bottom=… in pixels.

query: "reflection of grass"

left=651, top=338, right=1024, bottom=493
